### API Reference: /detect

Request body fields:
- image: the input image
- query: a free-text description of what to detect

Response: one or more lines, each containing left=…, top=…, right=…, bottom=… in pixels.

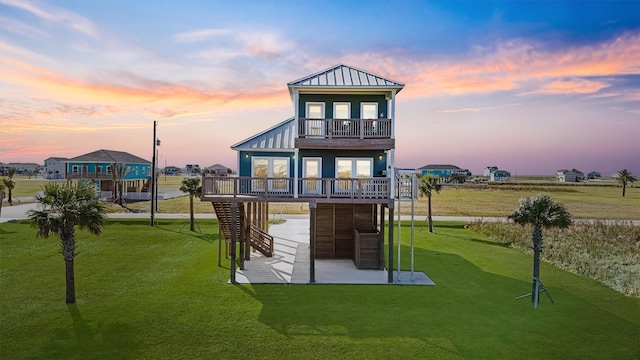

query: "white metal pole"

left=397, top=179, right=401, bottom=279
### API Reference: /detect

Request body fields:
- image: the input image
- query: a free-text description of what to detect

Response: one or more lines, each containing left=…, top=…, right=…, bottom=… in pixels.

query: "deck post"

left=388, top=203, right=394, bottom=283
left=245, top=202, right=252, bottom=260
left=239, top=203, right=245, bottom=271
left=230, top=201, right=238, bottom=283
left=379, top=204, right=385, bottom=270
left=309, top=201, right=316, bottom=283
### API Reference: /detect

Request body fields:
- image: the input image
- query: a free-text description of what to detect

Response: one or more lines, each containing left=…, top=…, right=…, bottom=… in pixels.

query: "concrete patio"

left=234, top=218, right=435, bottom=286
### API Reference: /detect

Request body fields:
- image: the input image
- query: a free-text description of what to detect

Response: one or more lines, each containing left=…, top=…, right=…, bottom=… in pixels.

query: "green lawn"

left=1, top=220, right=638, bottom=359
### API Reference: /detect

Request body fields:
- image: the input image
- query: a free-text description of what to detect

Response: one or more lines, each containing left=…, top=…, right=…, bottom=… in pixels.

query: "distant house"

left=556, top=169, right=584, bottom=182
left=490, top=170, right=511, bottom=181
left=44, top=157, right=68, bottom=179
left=483, top=166, right=498, bottom=177
left=65, top=149, right=151, bottom=199
left=205, top=164, right=230, bottom=176
left=417, top=164, right=471, bottom=183
left=587, top=171, right=601, bottom=180
left=164, top=166, right=182, bottom=175
left=2, top=162, right=41, bottom=176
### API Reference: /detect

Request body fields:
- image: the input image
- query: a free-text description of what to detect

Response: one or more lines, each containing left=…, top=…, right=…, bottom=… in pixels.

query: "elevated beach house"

left=65, top=149, right=152, bottom=199
left=202, top=64, right=404, bottom=283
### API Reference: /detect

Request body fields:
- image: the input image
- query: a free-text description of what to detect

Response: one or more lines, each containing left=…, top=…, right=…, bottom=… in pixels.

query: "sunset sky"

left=1, top=0, right=639, bottom=175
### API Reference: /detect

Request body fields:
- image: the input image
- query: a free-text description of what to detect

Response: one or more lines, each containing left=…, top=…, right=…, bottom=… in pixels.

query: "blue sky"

left=1, top=0, right=639, bottom=175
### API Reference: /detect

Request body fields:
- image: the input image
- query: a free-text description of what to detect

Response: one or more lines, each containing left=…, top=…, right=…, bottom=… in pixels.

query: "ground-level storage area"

left=314, top=203, right=382, bottom=269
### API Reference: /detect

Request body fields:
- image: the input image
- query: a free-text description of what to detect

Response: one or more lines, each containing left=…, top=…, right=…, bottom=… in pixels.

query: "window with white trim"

left=305, top=102, right=325, bottom=136
left=251, top=157, right=290, bottom=192
left=335, top=158, right=373, bottom=192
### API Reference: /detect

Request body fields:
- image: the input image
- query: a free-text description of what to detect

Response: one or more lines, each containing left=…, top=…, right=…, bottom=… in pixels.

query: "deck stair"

left=212, top=202, right=273, bottom=257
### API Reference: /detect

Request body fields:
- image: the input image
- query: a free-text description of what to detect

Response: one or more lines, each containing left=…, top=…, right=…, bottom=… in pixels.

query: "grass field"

left=126, top=183, right=640, bottom=220
left=4, top=176, right=639, bottom=220
left=1, top=219, right=638, bottom=359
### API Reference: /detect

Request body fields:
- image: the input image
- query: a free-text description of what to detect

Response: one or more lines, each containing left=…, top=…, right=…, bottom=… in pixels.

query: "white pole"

left=397, top=179, right=401, bottom=279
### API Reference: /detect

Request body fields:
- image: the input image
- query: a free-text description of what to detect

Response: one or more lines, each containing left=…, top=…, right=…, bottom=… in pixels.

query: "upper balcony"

left=66, top=172, right=113, bottom=180
left=201, top=176, right=391, bottom=203
left=295, top=118, right=394, bottom=150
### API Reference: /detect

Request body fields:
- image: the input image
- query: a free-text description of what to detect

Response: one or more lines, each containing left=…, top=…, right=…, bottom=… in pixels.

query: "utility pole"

left=150, top=121, right=157, bottom=226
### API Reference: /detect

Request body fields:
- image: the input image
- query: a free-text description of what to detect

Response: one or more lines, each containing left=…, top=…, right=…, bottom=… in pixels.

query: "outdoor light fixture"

left=378, top=155, right=383, bottom=161
left=245, top=154, right=249, bottom=159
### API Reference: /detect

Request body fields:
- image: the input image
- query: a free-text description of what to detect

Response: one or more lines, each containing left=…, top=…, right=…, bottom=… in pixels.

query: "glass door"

left=302, top=158, right=322, bottom=195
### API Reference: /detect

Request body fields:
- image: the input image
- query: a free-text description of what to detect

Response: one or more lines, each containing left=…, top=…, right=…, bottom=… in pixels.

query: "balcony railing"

left=298, top=118, right=391, bottom=139
left=66, top=172, right=113, bottom=179
left=201, top=176, right=390, bottom=199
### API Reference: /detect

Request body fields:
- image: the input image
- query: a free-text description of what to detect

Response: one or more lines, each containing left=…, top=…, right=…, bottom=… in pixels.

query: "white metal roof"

left=288, top=64, right=405, bottom=90
left=231, top=117, right=295, bottom=151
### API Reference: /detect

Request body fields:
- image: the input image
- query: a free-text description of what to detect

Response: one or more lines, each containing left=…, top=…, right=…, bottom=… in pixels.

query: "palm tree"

left=1, top=176, right=15, bottom=206
left=110, top=162, right=130, bottom=206
left=28, top=182, right=106, bottom=303
left=508, top=195, right=572, bottom=309
left=180, top=177, right=201, bottom=231
left=615, top=169, right=637, bottom=197
left=418, top=174, right=442, bottom=233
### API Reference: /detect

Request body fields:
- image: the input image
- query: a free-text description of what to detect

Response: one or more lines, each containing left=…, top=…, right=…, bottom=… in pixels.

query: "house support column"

left=239, top=203, right=245, bottom=271
left=230, top=201, right=238, bottom=283
left=309, top=201, right=316, bottom=283
left=388, top=203, right=394, bottom=283
left=245, top=202, right=252, bottom=260
left=379, top=204, right=385, bottom=270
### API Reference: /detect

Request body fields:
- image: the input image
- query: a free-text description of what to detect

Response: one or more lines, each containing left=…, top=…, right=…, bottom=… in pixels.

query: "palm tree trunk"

left=428, top=196, right=434, bottom=233
left=65, top=258, right=76, bottom=303
left=622, top=183, right=626, bottom=197
left=189, top=194, right=195, bottom=231
left=8, top=188, right=12, bottom=206
left=62, top=228, right=76, bottom=304
left=0, top=192, right=4, bottom=217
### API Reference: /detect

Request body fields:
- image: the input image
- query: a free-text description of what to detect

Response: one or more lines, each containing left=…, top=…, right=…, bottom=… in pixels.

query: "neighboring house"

left=65, top=149, right=152, bottom=199
left=202, top=64, right=404, bottom=282
left=587, top=171, right=601, bottom=180
left=490, top=170, right=511, bottom=181
left=205, top=164, right=230, bottom=176
left=556, top=169, right=584, bottom=182
left=164, top=166, right=182, bottom=175
left=417, top=164, right=471, bottom=183
left=483, top=166, right=498, bottom=177
left=3, top=162, right=42, bottom=176
left=0, top=162, right=10, bottom=176
left=44, top=157, right=68, bottom=179
left=184, top=164, right=200, bottom=174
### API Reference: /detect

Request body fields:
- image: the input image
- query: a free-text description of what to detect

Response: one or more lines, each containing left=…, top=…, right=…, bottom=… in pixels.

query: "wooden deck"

left=201, top=176, right=392, bottom=203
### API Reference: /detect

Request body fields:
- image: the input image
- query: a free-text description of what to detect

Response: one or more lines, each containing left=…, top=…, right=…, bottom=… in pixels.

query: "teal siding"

left=239, top=151, right=295, bottom=177
left=298, top=94, right=388, bottom=118
left=299, top=150, right=386, bottom=178
left=66, top=162, right=151, bottom=180
left=239, top=150, right=386, bottom=178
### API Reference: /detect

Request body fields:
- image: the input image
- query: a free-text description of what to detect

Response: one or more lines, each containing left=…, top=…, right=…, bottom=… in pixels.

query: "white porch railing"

left=201, top=176, right=390, bottom=199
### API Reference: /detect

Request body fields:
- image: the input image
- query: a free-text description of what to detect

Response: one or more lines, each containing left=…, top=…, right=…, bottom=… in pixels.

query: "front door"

left=302, top=158, right=322, bottom=195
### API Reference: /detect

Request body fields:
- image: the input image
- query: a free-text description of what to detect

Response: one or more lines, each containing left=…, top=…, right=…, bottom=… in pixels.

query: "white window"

left=305, top=102, right=325, bottom=136
left=333, top=103, right=350, bottom=119
left=335, top=158, right=373, bottom=192
left=251, top=157, right=290, bottom=192
left=361, top=103, right=378, bottom=119
left=72, top=165, right=79, bottom=173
